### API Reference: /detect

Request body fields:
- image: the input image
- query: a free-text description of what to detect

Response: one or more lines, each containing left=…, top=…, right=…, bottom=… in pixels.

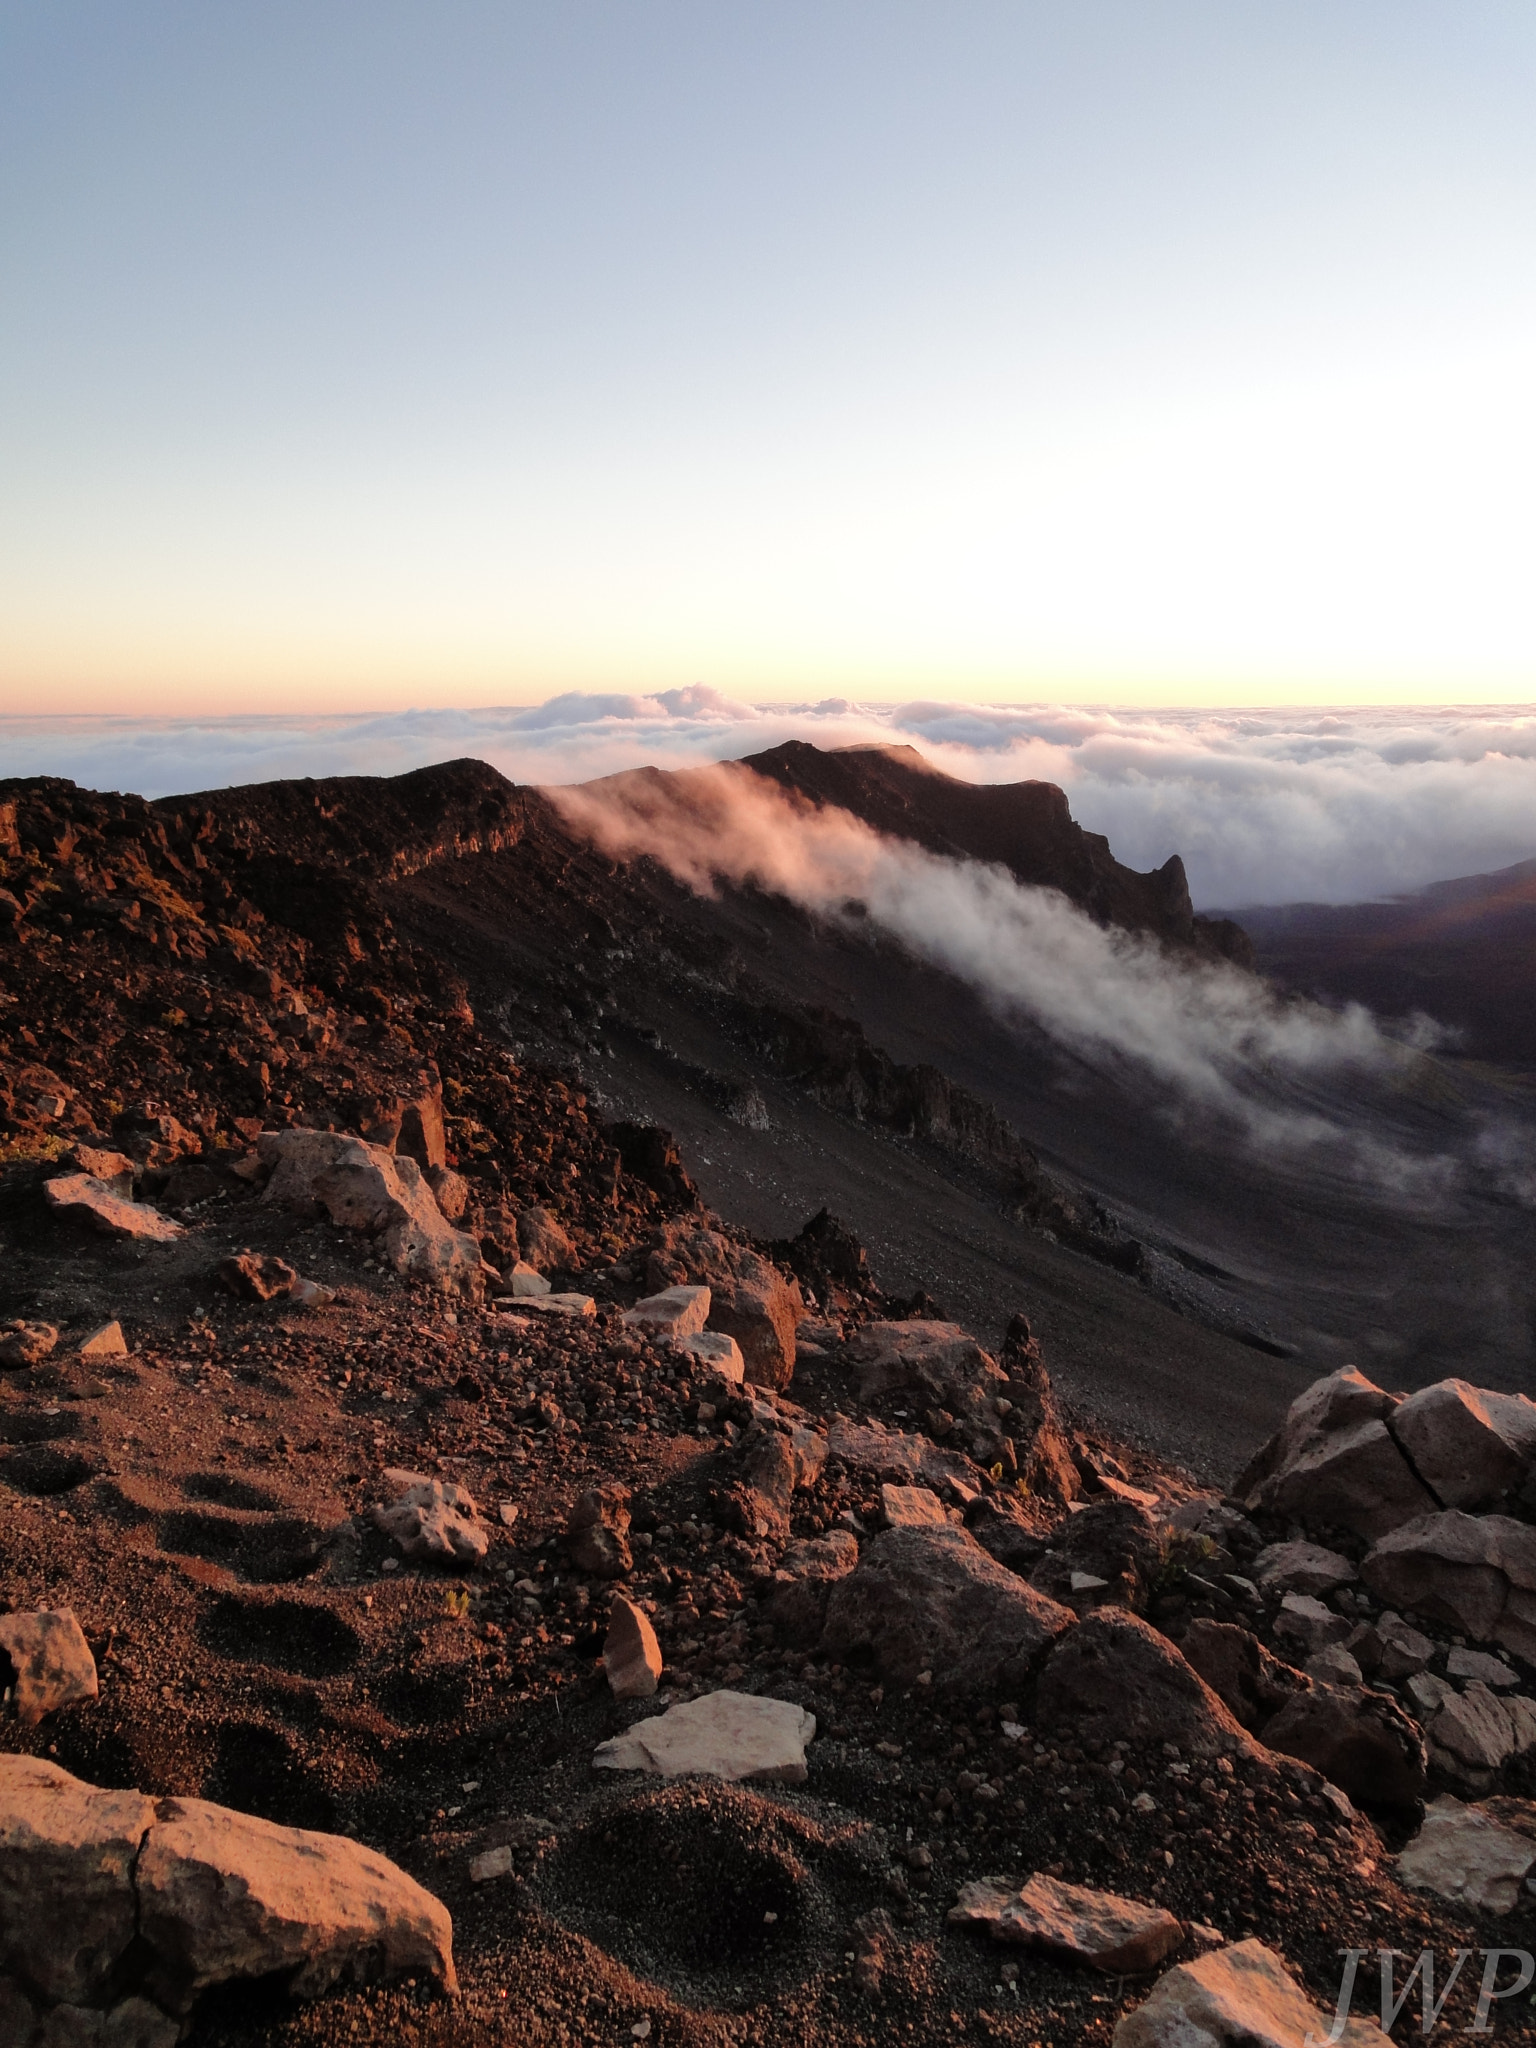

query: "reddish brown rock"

left=566, top=1484, right=633, bottom=1578
left=950, top=1873, right=1182, bottom=1973
left=1037, top=1609, right=1260, bottom=1759
left=603, top=1594, right=663, bottom=1699
left=0, top=1610, right=98, bottom=1727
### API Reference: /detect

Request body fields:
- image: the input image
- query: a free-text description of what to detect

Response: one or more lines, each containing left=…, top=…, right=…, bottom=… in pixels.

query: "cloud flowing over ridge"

left=550, top=762, right=1452, bottom=1185
left=5, top=692, right=1536, bottom=908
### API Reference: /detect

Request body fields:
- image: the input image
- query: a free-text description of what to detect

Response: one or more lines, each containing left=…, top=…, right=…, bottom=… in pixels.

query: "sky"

left=3, top=3, right=1535, bottom=713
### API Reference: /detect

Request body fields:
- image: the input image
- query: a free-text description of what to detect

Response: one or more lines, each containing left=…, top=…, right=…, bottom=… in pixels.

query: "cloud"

left=549, top=761, right=1463, bottom=1193
left=5, top=693, right=1536, bottom=908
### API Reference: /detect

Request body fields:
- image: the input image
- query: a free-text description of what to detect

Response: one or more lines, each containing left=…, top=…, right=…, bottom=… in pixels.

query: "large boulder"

left=1113, top=1937, right=1388, bottom=2047
left=827, top=1417, right=979, bottom=1497
left=1028, top=1499, right=1165, bottom=1614
left=1178, top=1620, right=1308, bottom=1732
left=766, top=1530, right=861, bottom=1647
left=1251, top=1541, right=1356, bottom=1596
left=0, top=1756, right=455, bottom=2035
left=258, top=1129, right=485, bottom=1298
left=820, top=1525, right=1074, bottom=1696
left=1388, top=1380, right=1536, bottom=1511
left=1361, top=1511, right=1536, bottom=1659
left=646, top=1224, right=804, bottom=1389
left=964, top=1492, right=1051, bottom=1576
left=1036, top=1609, right=1260, bottom=1760
left=1241, top=1367, right=1434, bottom=1540
left=847, top=1321, right=1014, bottom=1463
left=1260, top=1683, right=1427, bottom=1808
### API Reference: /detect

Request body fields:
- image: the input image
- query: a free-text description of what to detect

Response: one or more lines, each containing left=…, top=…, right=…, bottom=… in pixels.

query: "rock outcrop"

left=259, top=1128, right=486, bottom=1297
left=1037, top=1610, right=1260, bottom=1760
left=820, top=1525, right=1075, bottom=1695
left=0, top=1755, right=455, bottom=2038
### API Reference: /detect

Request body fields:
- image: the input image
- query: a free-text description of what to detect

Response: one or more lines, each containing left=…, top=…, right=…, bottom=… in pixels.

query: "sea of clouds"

left=4, top=690, right=1536, bottom=909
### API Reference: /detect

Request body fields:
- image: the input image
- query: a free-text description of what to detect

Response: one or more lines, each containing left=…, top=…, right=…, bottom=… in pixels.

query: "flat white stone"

left=674, top=1330, right=745, bottom=1380
left=1395, top=1794, right=1536, bottom=1914
left=1114, top=1936, right=1389, bottom=2046
left=521, top=1293, right=597, bottom=1318
left=592, top=1689, right=815, bottom=1784
left=623, top=1285, right=711, bottom=1337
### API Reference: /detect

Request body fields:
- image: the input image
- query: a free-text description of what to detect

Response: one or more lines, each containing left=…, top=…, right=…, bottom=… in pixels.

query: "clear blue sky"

left=3, top=3, right=1533, bottom=711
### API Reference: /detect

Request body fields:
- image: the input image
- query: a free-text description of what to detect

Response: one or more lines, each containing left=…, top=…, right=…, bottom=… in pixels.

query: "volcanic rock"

left=1028, top=1498, right=1164, bottom=1613
left=424, top=1164, right=470, bottom=1222
left=1428, top=1682, right=1536, bottom=1778
left=820, top=1525, right=1074, bottom=1696
left=1113, top=1936, right=1389, bottom=2047
left=675, top=1330, right=745, bottom=1380
left=1448, top=1646, right=1519, bottom=1687
left=1361, top=1511, right=1536, bottom=1657
left=766, top=1529, right=861, bottom=1646
left=646, top=1223, right=804, bottom=1388
left=1260, top=1682, right=1427, bottom=1808
left=603, top=1594, right=663, bottom=1699
left=1242, top=1367, right=1434, bottom=1539
left=964, top=1491, right=1051, bottom=1574
left=1036, top=1609, right=1258, bottom=1759
left=880, top=1483, right=950, bottom=1528
left=997, top=1312, right=1081, bottom=1506
left=258, top=1128, right=485, bottom=1297
left=1389, top=1379, right=1536, bottom=1510
left=1178, top=1620, right=1308, bottom=1732
left=372, top=1470, right=489, bottom=1565
left=592, top=1690, right=815, bottom=1784
left=1272, top=1593, right=1352, bottom=1656
left=217, top=1251, right=300, bottom=1303
left=1251, top=1540, right=1356, bottom=1596
left=949, top=1873, right=1182, bottom=1974
left=77, top=1322, right=128, bottom=1359
left=0, top=1755, right=455, bottom=2029
left=827, top=1416, right=979, bottom=1496
left=43, top=1173, right=185, bottom=1243
left=517, top=1204, right=573, bottom=1272
left=0, top=1609, right=98, bottom=1726
left=1395, top=1794, right=1536, bottom=1913
left=501, top=1260, right=552, bottom=1297
left=69, top=1144, right=136, bottom=1191
left=566, top=1484, right=633, bottom=1577
left=0, top=1322, right=58, bottom=1368
left=622, top=1285, right=711, bottom=1339
left=136, top=1790, right=456, bottom=2006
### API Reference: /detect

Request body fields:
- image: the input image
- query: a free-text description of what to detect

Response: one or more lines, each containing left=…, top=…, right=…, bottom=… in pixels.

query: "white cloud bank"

left=4, top=693, right=1536, bottom=909
left=550, top=762, right=1462, bottom=1193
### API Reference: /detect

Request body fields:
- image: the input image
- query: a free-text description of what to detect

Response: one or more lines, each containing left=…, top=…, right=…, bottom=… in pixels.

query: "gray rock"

left=674, top=1331, right=745, bottom=1381
left=593, top=1690, right=815, bottom=1783
left=821, top=1526, right=1074, bottom=1696
left=1430, top=1682, right=1535, bottom=1776
left=1449, top=1646, right=1520, bottom=1687
left=1272, top=1593, right=1351, bottom=1655
left=1389, top=1379, right=1536, bottom=1511
left=0, top=1610, right=98, bottom=1726
left=1362, top=1511, right=1536, bottom=1653
left=517, top=1205, right=574, bottom=1271
left=1304, top=1645, right=1364, bottom=1687
left=1263, top=1418, right=1436, bottom=1542
left=1251, top=1541, right=1356, bottom=1596
left=1395, top=1794, right=1536, bottom=1913
left=1374, top=1611, right=1435, bottom=1680
left=372, top=1470, right=489, bottom=1566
